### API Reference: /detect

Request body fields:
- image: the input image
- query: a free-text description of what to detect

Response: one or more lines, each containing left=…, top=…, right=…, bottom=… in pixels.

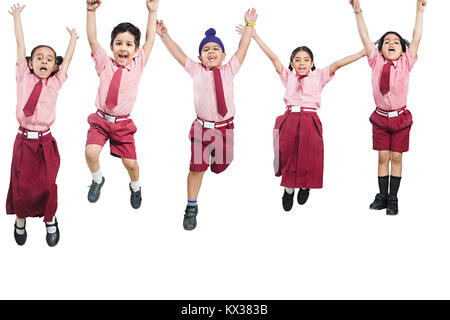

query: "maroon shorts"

left=6, top=129, right=60, bottom=222
left=86, top=112, right=137, bottom=159
left=188, top=119, right=234, bottom=174
left=369, top=108, right=413, bottom=153
left=273, top=110, right=324, bottom=189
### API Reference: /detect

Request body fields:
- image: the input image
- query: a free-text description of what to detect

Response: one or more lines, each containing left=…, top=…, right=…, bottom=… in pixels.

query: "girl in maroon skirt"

left=7, top=3, right=78, bottom=246
left=349, top=0, right=426, bottom=215
left=237, top=25, right=365, bottom=211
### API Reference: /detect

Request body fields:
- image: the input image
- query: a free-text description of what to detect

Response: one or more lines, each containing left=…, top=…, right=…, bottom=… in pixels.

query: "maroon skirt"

left=273, top=110, right=324, bottom=189
left=6, top=131, right=60, bottom=222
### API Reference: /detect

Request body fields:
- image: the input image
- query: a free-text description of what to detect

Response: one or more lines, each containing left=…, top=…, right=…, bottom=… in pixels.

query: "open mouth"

left=298, top=67, right=307, bottom=72
left=208, top=56, right=216, bottom=62
left=388, top=48, right=396, bottom=54
left=118, top=53, right=128, bottom=62
left=39, top=67, right=48, bottom=74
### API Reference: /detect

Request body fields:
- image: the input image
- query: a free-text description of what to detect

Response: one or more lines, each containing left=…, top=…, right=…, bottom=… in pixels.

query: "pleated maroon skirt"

left=6, top=131, right=60, bottom=222
left=273, top=110, right=324, bottom=189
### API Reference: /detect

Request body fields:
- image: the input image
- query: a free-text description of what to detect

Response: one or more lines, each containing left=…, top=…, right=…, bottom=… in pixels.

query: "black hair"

left=289, top=46, right=316, bottom=71
left=26, top=45, right=63, bottom=77
left=375, top=31, right=410, bottom=53
left=110, top=22, right=141, bottom=47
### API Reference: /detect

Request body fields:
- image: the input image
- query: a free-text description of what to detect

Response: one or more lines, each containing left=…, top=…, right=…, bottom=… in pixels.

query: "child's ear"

left=290, top=62, right=294, bottom=69
left=27, top=59, right=33, bottom=70
left=198, top=56, right=203, bottom=63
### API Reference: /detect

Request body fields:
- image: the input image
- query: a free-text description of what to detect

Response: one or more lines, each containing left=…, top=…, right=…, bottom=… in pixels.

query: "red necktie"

left=23, top=80, right=43, bottom=117
left=379, top=61, right=394, bottom=95
left=211, top=67, right=228, bottom=118
left=105, top=66, right=124, bottom=110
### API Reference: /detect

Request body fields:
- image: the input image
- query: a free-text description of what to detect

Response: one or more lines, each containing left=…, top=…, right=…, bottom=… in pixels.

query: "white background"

left=0, top=0, right=449, bottom=300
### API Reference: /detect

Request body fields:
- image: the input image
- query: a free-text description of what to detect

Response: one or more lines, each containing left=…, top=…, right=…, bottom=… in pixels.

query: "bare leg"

left=188, top=170, right=206, bottom=200
left=122, top=158, right=140, bottom=182
left=377, top=150, right=390, bottom=177
left=390, top=152, right=403, bottom=177
left=85, top=144, right=103, bottom=173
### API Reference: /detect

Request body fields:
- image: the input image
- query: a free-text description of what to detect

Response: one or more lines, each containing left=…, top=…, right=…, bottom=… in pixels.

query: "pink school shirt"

left=16, top=60, right=67, bottom=132
left=93, top=46, right=146, bottom=116
left=184, top=55, right=241, bottom=122
left=279, top=66, right=334, bottom=110
left=368, top=45, right=417, bottom=111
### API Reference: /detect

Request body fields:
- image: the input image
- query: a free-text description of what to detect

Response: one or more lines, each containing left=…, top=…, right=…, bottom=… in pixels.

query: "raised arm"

left=156, top=20, right=187, bottom=67
left=234, top=8, right=258, bottom=64
left=236, top=25, right=283, bottom=74
left=409, top=0, right=427, bottom=59
left=60, top=28, right=79, bottom=74
left=329, top=50, right=366, bottom=75
left=86, top=0, right=101, bottom=55
left=349, top=0, right=373, bottom=56
left=142, top=0, right=159, bottom=63
left=9, top=3, right=26, bottom=65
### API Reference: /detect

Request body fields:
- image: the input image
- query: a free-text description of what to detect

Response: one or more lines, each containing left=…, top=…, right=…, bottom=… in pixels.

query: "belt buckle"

left=291, top=106, right=301, bottom=112
left=104, top=114, right=116, bottom=123
left=203, top=121, right=215, bottom=129
left=388, top=111, right=398, bottom=118
left=27, top=131, right=39, bottom=139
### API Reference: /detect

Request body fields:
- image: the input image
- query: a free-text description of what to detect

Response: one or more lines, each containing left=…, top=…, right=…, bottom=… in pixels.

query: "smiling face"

left=28, top=47, right=58, bottom=79
left=198, top=42, right=226, bottom=69
left=381, top=33, right=403, bottom=61
left=290, top=51, right=314, bottom=76
left=110, top=31, right=139, bottom=66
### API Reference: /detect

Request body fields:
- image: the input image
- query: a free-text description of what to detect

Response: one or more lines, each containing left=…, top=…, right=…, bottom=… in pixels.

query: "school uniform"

left=86, top=46, right=147, bottom=160
left=184, top=55, right=241, bottom=173
left=368, top=45, right=417, bottom=152
left=6, top=61, right=67, bottom=222
left=273, top=66, right=334, bottom=189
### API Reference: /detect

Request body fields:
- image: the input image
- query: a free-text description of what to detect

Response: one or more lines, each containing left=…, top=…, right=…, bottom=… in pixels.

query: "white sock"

left=285, top=188, right=294, bottom=194
left=15, top=218, right=25, bottom=235
left=45, top=217, right=57, bottom=234
left=130, top=180, right=141, bottom=192
left=91, top=169, right=103, bottom=184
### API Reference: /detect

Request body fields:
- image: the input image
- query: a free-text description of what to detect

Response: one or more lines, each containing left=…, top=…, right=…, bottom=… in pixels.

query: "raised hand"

left=245, top=8, right=257, bottom=24
left=86, top=0, right=102, bottom=11
left=147, top=0, right=159, bottom=12
left=349, top=0, right=360, bottom=10
left=235, top=24, right=255, bottom=37
left=66, top=27, right=79, bottom=40
left=156, top=19, right=167, bottom=36
left=417, top=0, right=427, bottom=12
left=8, top=3, right=25, bottom=16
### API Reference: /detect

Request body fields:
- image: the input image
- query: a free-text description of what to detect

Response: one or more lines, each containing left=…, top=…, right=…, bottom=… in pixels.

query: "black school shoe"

left=297, top=188, right=310, bottom=205
left=369, top=193, right=388, bottom=210
left=184, top=205, right=198, bottom=230
left=14, top=221, right=27, bottom=246
left=88, top=177, right=105, bottom=203
left=282, top=190, right=294, bottom=211
left=386, top=195, right=399, bottom=216
left=130, top=184, right=142, bottom=209
left=46, top=218, right=60, bottom=247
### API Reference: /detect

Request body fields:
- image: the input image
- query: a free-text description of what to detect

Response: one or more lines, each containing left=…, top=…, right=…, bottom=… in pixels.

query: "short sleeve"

left=184, top=57, right=201, bottom=77
left=367, top=44, right=380, bottom=69
left=404, top=47, right=418, bottom=71
left=50, top=69, right=68, bottom=90
left=134, top=49, right=147, bottom=70
left=318, top=66, right=334, bottom=88
left=226, top=55, right=241, bottom=76
left=279, top=65, right=291, bottom=88
left=16, top=60, right=30, bottom=83
left=92, top=46, right=109, bottom=76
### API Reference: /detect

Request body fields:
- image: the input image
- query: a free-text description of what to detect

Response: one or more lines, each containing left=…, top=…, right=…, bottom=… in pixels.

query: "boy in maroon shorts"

left=84, top=0, right=158, bottom=209
left=156, top=9, right=257, bottom=230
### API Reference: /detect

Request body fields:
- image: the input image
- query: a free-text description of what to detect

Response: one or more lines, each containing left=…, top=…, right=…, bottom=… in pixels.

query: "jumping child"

left=156, top=9, right=257, bottom=230
left=84, top=0, right=159, bottom=209
left=349, top=0, right=426, bottom=215
left=236, top=24, right=365, bottom=211
left=7, top=3, right=78, bottom=246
